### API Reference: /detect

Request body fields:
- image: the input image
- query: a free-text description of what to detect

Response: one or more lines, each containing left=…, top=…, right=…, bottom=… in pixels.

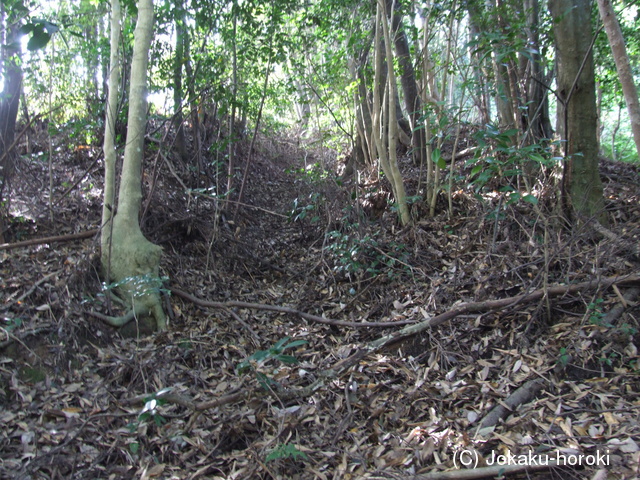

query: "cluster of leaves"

left=286, top=162, right=330, bottom=182
left=126, top=389, right=171, bottom=454
left=19, top=19, right=59, bottom=51
left=236, top=337, right=307, bottom=389
left=325, top=226, right=411, bottom=279
left=265, top=443, right=308, bottom=463
left=289, top=193, right=321, bottom=224
left=467, top=124, right=551, bottom=205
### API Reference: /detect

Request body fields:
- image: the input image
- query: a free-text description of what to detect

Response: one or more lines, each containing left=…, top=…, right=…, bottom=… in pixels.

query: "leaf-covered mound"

left=1, top=133, right=639, bottom=479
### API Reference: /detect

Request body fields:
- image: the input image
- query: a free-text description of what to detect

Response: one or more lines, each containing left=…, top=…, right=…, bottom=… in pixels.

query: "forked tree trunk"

left=102, top=0, right=166, bottom=330
left=373, top=0, right=410, bottom=226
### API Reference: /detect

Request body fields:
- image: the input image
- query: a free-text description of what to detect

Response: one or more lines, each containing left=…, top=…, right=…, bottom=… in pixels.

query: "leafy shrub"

left=466, top=124, right=553, bottom=206
left=324, top=228, right=410, bottom=279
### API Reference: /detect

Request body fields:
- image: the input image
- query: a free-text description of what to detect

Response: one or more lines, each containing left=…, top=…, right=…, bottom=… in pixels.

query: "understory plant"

left=236, top=337, right=307, bottom=389
left=467, top=124, right=553, bottom=206
left=324, top=222, right=411, bottom=280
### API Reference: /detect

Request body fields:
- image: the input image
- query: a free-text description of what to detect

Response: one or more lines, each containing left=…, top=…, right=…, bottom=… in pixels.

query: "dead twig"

left=0, top=229, right=99, bottom=251
left=1, top=270, right=62, bottom=311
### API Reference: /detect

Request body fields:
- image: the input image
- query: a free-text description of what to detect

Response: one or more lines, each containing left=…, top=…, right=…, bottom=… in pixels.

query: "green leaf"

left=435, top=147, right=447, bottom=169
left=265, top=443, right=308, bottom=463
left=27, top=29, right=51, bottom=50
left=153, top=414, right=167, bottom=427
left=283, top=339, right=307, bottom=350
left=273, top=336, right=291, bottom=351
left=275, top=354, right=299, bottom=364
left=522, top=194, right=538, bottom=204
left=236, top=360, right=252, bottom=374
left=507, top=192, right=521, bottom=204
left=470, top=164, right=483, bottom=176
left=251, top=350, right=270, bottom=362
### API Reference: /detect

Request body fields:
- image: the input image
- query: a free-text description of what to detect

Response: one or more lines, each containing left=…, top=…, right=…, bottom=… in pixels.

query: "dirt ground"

left=1, top=127, right=639, bottom=479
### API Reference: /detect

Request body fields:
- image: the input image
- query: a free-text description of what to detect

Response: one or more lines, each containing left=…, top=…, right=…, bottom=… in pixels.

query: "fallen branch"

left=330, top=274, right=640, bottom=376
left=1, top=270, right=62, bottom=311
left=388, top=455, right=582, bottom=479
left=368, top=274, right=640, bottom=351
left=477, top=377, right=546, bottom=430
left=604, top=286, right=639, bottom=325
left=169, top=287, right=415, bottom=328
left=123, top=274, right=640, bottom=427
left=0, top=323, right=55, bottom=350
left=0, top=229, right=99, bottom=251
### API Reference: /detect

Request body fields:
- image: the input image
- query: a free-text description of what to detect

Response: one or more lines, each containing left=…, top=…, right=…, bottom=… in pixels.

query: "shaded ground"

left=1, top=125, right=640, bottom=479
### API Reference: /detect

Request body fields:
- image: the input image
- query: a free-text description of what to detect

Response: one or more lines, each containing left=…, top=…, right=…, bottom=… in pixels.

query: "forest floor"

left=1, top=124, right=640, bottom=480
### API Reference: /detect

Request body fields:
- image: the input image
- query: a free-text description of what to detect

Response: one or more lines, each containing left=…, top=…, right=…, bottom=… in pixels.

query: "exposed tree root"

left=169, top=287, right=416, bottom=328
left=88, top=306, right=148, bottom=328
left=128, top=275, right=640, bottom=418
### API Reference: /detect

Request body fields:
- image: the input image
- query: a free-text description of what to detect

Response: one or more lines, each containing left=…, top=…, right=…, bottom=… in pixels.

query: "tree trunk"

left=374, top=0, right=410, bottom=226
left=489, top=0, right=517, bottom=131
left=101, top=0, right=121, bottom=266
left=104, top=0, right=167, bottom=331
left=550, top=0, right=605, bottom=222
left=522, top=0, right=552, bottom=141
left=226, top=1, right=238, bottom=209
left=387, top=0, right=426, bottom=167
left=596, top=0, right=640, bottom=159
left=0, top=4, right=23, bottom=243
left=173, top=1, right=188, bottom=162
left=467, top=0, right=491, bottom=124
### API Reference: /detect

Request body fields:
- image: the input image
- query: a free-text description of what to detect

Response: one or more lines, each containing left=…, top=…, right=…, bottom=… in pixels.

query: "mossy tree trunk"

left=101, top=0, right=166, bottom=331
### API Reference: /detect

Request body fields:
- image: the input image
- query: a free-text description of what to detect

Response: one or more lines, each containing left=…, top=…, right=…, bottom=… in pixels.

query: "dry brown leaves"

left=1, top=135, right=639, bottom=479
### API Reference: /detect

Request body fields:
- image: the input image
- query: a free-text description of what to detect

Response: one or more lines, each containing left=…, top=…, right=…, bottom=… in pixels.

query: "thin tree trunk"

left=467, top=1, right=491, bottom=124
left=596, top=0, right=640, bottom=159
left=379, top=0, right=410, bottom=225
left=101, top=0, right=121, bottom=267
left=173, top=1, right=188, bottom=162
left=226, top=1, right=238, bottom=210
left=387, top=0, right=426, bottom=167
